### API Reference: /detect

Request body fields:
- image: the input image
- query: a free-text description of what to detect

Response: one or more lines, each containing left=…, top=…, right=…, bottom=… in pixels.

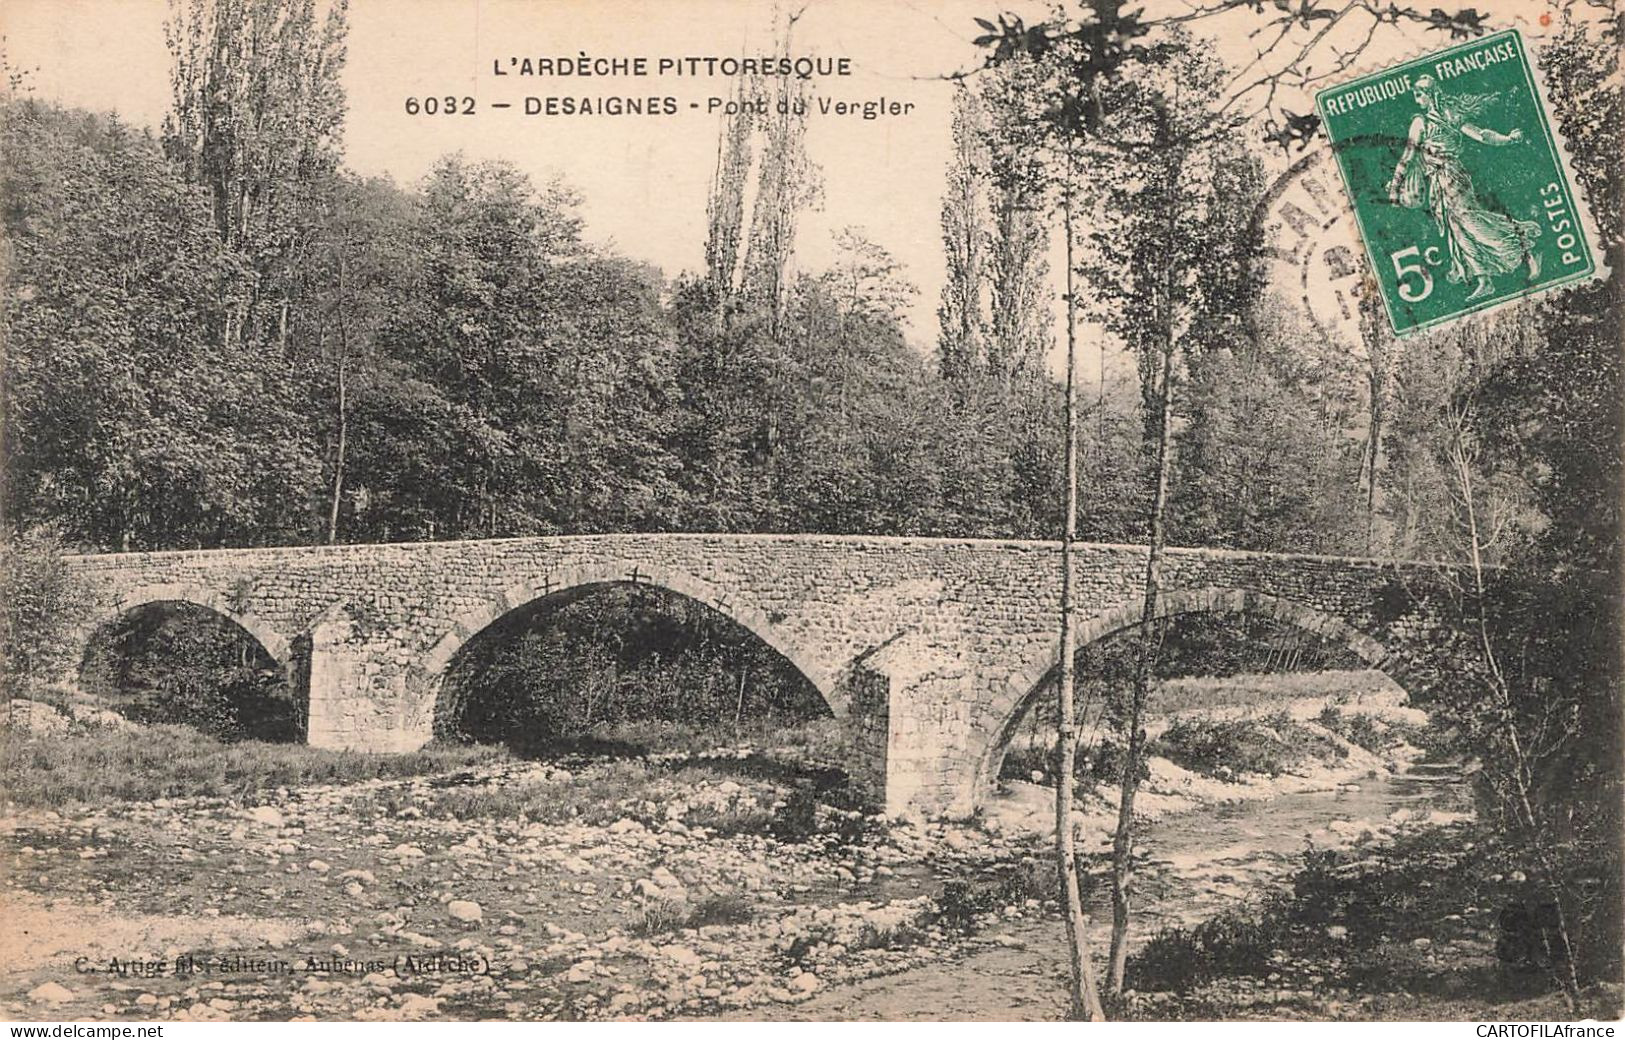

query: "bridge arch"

left=414, top=561, right=842, bottom=735
left=80, top=583, right=292, bottom=668
left=970, top=585, right=1407, bottom=801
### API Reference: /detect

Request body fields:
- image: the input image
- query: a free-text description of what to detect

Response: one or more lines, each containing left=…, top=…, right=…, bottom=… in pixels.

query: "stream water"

left=1132, top=762, right=1472, bottom=931
left=736, top=763, right=1473, bottom=1021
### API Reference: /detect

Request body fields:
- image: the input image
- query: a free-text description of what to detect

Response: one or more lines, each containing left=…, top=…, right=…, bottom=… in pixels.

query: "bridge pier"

left=303, top=608, right=434, bottom=753
left=847, top=635, right=984, bottom=818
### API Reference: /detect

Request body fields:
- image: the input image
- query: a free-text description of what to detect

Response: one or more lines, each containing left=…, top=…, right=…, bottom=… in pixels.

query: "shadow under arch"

left=970, top=586, right=1407, bottom=801
left=80, top=583, right=292, bottom=670
left=76, top=582, right=301, bottom=740
left=413, top=562, right=843, bottom=739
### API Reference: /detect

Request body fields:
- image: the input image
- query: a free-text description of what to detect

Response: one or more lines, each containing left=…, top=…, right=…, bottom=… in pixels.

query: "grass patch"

left=849, top=918, right=931, bottom=953
left=630, top=892, right=756, bottom=936
left=1152, top=670, right=1397, bottom=716
left=0, top=724, right=509, bottom=808
left=526, top=716, right=846, bottom=764
left=683, top=800, right=779, bottom=836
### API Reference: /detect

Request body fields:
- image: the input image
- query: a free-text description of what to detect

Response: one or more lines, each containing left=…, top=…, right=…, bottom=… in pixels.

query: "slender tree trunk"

left=326, top=254, right=354, bottom=545
left=1360, top=355, right=1385, bottom=553
left=1056, top=159, right=1107, bottom=1023
left=1108, top=133, right=1184, bottom=997
left=1107, top=324, right=1176, bottom=996
left=326, top=349, right=347, bottom=544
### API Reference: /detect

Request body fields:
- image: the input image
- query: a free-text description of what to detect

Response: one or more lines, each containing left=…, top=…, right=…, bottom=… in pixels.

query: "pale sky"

left=2, top=0, right=1570, bottom=366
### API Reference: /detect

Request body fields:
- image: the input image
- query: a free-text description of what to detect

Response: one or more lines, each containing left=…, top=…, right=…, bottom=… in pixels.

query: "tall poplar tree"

left=162, top=0, right=348, bottom=347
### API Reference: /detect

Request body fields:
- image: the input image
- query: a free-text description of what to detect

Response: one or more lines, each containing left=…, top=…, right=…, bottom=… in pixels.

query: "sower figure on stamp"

left=1388, top=74, right=1542, bottom=301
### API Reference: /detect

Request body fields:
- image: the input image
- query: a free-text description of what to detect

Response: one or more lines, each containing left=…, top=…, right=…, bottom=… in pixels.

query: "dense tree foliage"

left=82, top=603, right=300, bottom=741
left=441, top=586, right=828, bottom=753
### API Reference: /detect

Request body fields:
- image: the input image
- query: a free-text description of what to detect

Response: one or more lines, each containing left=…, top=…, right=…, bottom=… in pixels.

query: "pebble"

left=397, top=993, right=440, bottom=1016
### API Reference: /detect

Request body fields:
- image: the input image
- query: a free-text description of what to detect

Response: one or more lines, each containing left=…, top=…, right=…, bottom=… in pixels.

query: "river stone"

left=30, top=982, right=74, bottom=1004
left=397, top=993, right=440, bottom=1016
left=790, top=972, right=822, bottom=994
left=447, top=900, right=482, bottom=923
left=245, top=806, right=285, bottom=828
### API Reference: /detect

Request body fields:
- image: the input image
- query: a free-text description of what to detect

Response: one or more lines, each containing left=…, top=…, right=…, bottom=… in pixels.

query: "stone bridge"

left=62, top=534, right=1463, bottom=816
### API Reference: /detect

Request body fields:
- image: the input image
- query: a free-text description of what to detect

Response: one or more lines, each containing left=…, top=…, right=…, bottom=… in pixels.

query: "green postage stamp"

left=1315, top=29, right=1601, bottom=336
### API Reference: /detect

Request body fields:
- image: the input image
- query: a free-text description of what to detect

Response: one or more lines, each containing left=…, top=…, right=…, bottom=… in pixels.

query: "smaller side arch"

left=971, top=586, right=1404, bottom=803
left=83, top=583, right=292, bottom=666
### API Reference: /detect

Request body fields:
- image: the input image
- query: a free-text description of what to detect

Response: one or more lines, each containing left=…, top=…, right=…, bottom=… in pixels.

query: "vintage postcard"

left=1, top=0, right=1619, bottom=1028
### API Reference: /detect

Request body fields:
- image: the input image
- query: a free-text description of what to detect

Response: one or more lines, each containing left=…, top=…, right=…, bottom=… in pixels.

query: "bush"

left=850, top=918, right=930, bottom=952
left=1131, top=899, right=1289, bottom=992
left=933, top=878, right=998, bottom=934
left=1153, top=710, right=1340, bottom=779
left=0, top=525, right=91, bottom=701
left=998, top=737, right=1148, bottom=791
left=932, top=858, right=1064, bottom=936
left=1316, top=705, right=1406, bottom=755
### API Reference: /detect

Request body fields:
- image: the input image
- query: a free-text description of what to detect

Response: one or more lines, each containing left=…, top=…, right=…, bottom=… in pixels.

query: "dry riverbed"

left=0, top=712, right=1491, bottom=1022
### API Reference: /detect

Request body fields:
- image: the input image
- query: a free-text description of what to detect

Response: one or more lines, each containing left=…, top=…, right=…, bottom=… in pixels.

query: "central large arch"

left=968, top=586, right=1409, bottom=802
left=414, top=561, right=844, bottom=736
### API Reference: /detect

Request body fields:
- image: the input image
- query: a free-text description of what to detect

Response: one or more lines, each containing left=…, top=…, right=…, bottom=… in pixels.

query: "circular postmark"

left=1249, top=144, right=1378, bottom=350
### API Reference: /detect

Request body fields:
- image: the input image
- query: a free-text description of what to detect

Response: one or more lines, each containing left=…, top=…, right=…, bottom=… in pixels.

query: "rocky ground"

left=0, top=733, right=1485, bottom=1023
left=1, top=749, right=1046, bottom=1021
left=8, top=677, right=1554, bottom=1023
